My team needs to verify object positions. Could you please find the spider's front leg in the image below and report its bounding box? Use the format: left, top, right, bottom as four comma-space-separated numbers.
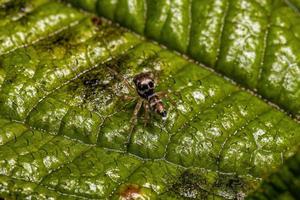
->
121, 95, 137, 101
155, 91, 177, 107
143, 101, 150, 127
155, 91, 168, 98
129, 99, 143, 134
107, 67, 138, 105
107, 67, 136, 93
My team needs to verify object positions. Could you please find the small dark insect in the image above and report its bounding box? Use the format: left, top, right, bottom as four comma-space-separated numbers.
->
108, 68, 168, 132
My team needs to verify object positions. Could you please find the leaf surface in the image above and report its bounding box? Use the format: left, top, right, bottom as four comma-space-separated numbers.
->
0, 0, 299, 199
72, 0, 300, 118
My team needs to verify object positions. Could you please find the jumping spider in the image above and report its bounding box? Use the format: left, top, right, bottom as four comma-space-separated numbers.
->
133, 72, 167, 118
108, 68, 168, 132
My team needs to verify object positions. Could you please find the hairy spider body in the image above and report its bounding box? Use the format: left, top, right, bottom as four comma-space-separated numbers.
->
133, 72, 167, 118
148, 94, 167, 118
107, 67, 168, 133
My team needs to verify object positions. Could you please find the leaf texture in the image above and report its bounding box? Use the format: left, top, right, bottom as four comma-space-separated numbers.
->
247, 149, 300, 199
0, 0, 299, 199
67, 0, 300, 119
289, 0, 300, 10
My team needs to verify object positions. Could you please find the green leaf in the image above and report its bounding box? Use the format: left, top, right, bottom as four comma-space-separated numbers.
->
289, 0, 300, 10
0, 0, 299, 199
247, 149, 300, 200
74, 0, 300, 118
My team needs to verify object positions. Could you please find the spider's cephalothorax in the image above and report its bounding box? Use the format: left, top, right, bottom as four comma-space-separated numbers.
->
133, 72, 155, 99
133, 72, 167, 118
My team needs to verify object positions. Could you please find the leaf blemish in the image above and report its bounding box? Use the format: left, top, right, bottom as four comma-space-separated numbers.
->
91, 16, 102, 26
119, 184, 142, 200
171, 170, 209, 199
169, 170, 250, 199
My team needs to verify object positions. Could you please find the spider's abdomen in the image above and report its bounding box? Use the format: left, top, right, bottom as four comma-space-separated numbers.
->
148, 94, 167, 118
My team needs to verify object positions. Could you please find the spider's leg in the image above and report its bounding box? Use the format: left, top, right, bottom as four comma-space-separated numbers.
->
154, 69, 161, 83
114, 95, 137, 113
155, 91, 168, 98
107, 67, 135, 93
129, 98, 143, 134
149, 69, 161, 85
155, 91, 177, 107
102, 39, 136, 94
122, 95, 136, 101
143, 101, 150, 127
151, 56, 169, 84
102, 37, 135, 91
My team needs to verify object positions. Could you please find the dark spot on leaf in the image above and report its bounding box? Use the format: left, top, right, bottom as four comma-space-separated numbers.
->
64, 67, 118, 112
91, 16, 102, 26
19, 15, 29, 25
83, 78, 100, 87
79, 69, 111, 92
169, 170, 249, 199
102, 25, 126, 38
0, 0, 25, 12
171, 170, 209, 199
215, 173, 245, 192
105, 54, 130, 69
4, 75, 16, 84
52, 32, 70, 45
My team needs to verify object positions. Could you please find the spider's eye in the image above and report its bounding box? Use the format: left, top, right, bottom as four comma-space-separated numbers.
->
141, 84, 148, 90
148, 81, 154, 88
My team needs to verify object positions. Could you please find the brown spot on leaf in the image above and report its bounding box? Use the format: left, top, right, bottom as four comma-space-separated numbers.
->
91, 16, 102, 26
119, 184, 142, 200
